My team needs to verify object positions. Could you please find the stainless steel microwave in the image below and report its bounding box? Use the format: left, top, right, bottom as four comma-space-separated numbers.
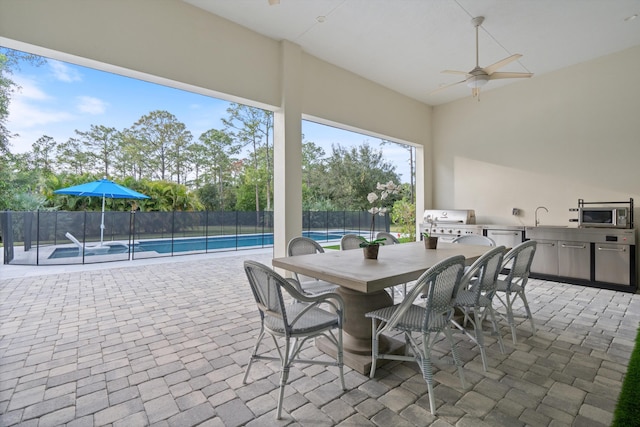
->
578, 207, 629, 228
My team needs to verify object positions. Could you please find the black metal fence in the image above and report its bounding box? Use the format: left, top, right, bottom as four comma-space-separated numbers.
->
0, 210, 389, 266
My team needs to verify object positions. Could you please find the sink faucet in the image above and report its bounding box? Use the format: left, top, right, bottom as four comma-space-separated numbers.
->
535, 206, 549, 227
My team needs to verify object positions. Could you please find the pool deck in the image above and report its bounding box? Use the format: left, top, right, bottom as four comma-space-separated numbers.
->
1, 248, 639, 426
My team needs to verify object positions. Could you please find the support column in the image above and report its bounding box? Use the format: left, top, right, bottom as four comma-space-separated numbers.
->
273, 40, 303, 260
415, 144, 426, 240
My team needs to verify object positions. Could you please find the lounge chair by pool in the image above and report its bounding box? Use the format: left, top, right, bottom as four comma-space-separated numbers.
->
64, 232, 128, 255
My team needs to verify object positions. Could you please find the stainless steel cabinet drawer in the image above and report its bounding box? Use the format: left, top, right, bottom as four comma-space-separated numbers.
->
558, 240, 591, 280
595, 243, 631, 285
530, 239, 558, 276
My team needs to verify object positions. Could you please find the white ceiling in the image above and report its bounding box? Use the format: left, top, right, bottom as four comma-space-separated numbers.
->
183, 0, 640, 106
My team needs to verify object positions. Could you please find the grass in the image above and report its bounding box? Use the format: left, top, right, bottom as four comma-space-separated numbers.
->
612, 326, 640, 426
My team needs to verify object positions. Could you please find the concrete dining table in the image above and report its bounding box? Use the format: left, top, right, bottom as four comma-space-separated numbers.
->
271, 240, 493, 374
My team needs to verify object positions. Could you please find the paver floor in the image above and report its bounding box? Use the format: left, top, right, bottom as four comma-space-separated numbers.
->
1, 251, 639, 426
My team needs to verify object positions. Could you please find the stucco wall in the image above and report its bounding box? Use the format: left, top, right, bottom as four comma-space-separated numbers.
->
432, 45, 640, 227
0, 0, 433, 215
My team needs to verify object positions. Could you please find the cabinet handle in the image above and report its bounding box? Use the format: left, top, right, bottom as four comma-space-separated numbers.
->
597, 246, 626, 252
537, 242, 555, 247
561, 244, 586, 249
490, 231, 519, 235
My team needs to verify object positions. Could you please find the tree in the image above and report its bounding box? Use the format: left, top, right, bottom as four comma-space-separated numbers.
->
75, 125, 119, 177
301, 140, 328, 210
382, 139, 415, 202
56, 137, 89, 175
197, 128, 240, 210
167, 127, 193, 186
320, 143, 401, 210
0, 48, 45, 209
31, 135, 57, 174
130, 110, 191, 181
222, 104, 273, 216
391, 197, 416, 240
116, 129, 149, 180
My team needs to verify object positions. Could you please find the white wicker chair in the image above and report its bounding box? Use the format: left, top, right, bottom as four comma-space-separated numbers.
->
375, 231, 407, 299
287, 237, 339, 295
242, 261, 346, 419
365, 255, 467, 415
340, 233, 363, 250
451, 246, 506, 371
493, 240, 538, 344
376, 231, 400, 245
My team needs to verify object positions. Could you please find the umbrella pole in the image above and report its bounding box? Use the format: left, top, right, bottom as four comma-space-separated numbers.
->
100, 195, 105, 245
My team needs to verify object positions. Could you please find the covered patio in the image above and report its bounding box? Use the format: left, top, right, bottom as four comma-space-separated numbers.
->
1, 251, 638, 426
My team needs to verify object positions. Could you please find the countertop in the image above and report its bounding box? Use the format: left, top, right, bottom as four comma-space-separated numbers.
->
479, 224, 526, 231
526, 226, 636, 244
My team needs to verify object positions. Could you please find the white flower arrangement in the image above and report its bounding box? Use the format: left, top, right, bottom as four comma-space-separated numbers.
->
360, 181, 400, 247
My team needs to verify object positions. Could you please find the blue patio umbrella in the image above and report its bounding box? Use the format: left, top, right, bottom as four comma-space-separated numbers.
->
54, 178, 150, 245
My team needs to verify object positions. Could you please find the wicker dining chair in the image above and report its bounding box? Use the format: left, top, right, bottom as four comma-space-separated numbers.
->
375, 231, 407, 300
493, 240, 538, 344
242, 261, 346, 419
340, 233, 363, 250
376, 231, 400, 245
365, 255, 467, 415
451, 245, 506, 371
287, 236, 339, 295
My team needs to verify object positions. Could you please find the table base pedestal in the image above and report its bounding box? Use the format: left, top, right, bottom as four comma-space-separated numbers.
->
317, 286, 408, 374
316, 335, 405, 375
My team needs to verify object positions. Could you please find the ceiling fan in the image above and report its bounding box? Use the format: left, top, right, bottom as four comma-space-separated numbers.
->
432, 16, 533, 98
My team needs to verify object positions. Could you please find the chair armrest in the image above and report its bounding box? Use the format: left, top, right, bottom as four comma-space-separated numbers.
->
285, 278, 304, 294
280, 279, 345, 321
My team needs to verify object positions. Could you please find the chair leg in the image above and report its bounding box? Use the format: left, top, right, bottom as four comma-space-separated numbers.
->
276, 337, 291, 420
420, 336, 437, 415
370, 319, 379, 378
487, 305, 505, 354
472, 310, 488, 372
519, 291, 536, 335
337, 327, 346, 390
243, 328, 265, 384
505, 292, 518, 345
444, 327, 466, 389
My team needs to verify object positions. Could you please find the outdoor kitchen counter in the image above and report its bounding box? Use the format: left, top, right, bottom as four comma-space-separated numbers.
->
525, 226, 637, 292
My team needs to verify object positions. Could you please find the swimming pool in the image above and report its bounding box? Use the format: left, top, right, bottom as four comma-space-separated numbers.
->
135, 231, 346, 254
49, 231, 349, 259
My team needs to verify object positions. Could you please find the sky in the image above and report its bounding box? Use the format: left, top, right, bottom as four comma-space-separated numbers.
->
4, 47, 412, 182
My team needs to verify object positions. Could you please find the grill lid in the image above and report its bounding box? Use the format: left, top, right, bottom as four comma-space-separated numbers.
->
422, 209, 476, 225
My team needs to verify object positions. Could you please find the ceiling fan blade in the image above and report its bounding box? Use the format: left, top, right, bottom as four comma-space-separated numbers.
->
489, 72, 533, 80
442, 70, 469, 76
484, 54, 523, 75
429, 79, 467, 95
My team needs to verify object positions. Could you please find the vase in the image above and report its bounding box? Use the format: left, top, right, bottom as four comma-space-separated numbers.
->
363, 244, 380, 260
425, 236, 438, 249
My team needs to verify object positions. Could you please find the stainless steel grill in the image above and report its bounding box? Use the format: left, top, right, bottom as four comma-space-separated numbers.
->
420, 209, 483, 243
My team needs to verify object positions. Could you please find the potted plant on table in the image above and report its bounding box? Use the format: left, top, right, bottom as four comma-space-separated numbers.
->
422, 217, 439, 249
359, 181, 400, 259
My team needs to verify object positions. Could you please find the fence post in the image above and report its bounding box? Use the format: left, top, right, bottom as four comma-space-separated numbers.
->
0, 211, 14, 264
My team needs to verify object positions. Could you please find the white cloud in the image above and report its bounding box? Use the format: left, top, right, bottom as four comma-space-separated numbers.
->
6, 78, 76, 153
8, 94, 75, 129
49, 60, 82, 83
12, 76, 50, 101
76, 96, 107, 115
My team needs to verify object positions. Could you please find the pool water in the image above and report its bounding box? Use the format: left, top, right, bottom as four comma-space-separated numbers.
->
49, 231, 347, 259
136, 231, 345, 253
49, 245, 130, 258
